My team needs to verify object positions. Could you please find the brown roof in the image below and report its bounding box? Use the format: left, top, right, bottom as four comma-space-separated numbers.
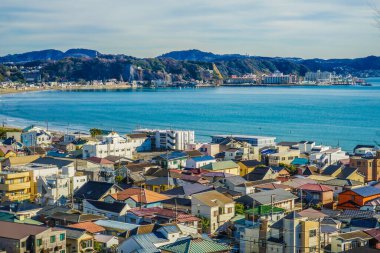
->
0, 221, 49, 240
185, 150, 203, 158
87, 157, 114, 165
192, 190, 234, 207
67, 221, 106, 234
336, 230, 373, 240
5, 155, 40, 165
109, 188, 169, 203
127, 133, 148, 139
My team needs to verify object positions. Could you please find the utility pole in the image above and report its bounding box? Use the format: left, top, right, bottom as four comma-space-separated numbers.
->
271, 194, 275, 221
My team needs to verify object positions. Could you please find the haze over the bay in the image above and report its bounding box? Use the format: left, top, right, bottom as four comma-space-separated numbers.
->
0, 0, 379, 59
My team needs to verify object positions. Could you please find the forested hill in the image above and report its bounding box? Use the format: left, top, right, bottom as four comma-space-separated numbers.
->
1, 49, 379, 82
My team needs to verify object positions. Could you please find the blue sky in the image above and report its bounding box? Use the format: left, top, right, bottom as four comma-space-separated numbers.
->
0, 0, 379, 59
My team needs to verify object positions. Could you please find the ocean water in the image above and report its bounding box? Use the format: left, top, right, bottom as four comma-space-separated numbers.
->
1, 78, 380, 151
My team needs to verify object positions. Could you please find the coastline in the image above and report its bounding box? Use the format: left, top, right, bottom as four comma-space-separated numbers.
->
0, 83, 370, 96
0, 84, 137, 96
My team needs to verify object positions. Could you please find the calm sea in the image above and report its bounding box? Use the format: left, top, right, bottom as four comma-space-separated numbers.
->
1, 77, 380, 151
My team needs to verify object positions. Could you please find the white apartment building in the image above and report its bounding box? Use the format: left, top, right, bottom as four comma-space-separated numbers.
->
309, 148, 349, 166
262, 71, 297, 84
304, 70, 333, 83
134, 128, 195, 150
21, 125, 52, 147
82, 132, 133, 159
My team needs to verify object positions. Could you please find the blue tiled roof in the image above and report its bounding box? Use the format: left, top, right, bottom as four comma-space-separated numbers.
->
261, 149, 276, 155
350, 218, 378, 228
192, 155, 215, 162
291, 158, 309, 165
351, 186, 380, 197
157, 225, 180, 234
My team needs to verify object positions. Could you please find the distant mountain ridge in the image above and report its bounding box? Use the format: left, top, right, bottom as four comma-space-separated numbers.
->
159, 49, 248, 62
0, 49, 99, 63
1, 49, 379, 82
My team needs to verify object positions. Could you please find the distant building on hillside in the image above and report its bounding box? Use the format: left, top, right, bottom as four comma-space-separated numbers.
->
262, 71, 297, 84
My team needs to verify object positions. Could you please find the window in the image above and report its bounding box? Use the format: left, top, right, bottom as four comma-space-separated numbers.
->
213, 210, 218, 217
50, 235, 56, 243
60, 233, 65, 241
36, 239, 42, 246
310, 246, 317, 253
21, 241, 26, 248
309, 229, 317, 237
228, 207, 233, 213
61, 250, 65, 253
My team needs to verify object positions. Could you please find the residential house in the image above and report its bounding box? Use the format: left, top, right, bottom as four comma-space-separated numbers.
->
240, 211, 321, 253
117, 224, 186, 253
0, 221, 66, 253
0, 145, 16, 158
83, 199, 129, 222
222, 175, 255, 195
144, 177, 185, 193
186, 142, 221, 157
21, 125, 52, 147
201, 160, 240, 176
154, 151, 188, 169
103, 187, 169, 208
162, 184, 213, 198
268, 149, 301, 166
309, 148, 349, 166
320, 178, 363, 197
185, 155, 216, 169
298, 183, 334, 205
338, 186, 380, 209
244, 166, 278, 181
67, 221, 106, 234
237, 159, 264, 177
63, 227, 94, 253
331, 230, 372, 252
94, 234, 119, 252
211, 134, 276, 148
353, 145, 378, 156
349, 151, 380, 182
191, 190, 235, 234
73, 181, 122, 209
0, 211, 43, 225
159, 237, 230, 253
94, 219, 139, 236
236, 188, 298, 210
125, 133, 151, 152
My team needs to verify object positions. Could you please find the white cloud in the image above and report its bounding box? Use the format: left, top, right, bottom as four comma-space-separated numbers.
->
0, 0, 379, 58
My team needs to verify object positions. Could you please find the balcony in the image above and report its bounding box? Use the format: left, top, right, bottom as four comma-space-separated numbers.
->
0, 182, 31, 191
2, 193, 31, 202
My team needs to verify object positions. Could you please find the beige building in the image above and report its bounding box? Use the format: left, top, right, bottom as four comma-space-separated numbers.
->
268, 149, 301, 166
191, 190, 235, 234
64, 227, 94, 253
0, 170, 32, 202
0, 221, 66, 253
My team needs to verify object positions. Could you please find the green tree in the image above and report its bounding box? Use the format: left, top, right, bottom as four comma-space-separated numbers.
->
115, 175, 124, 183
90, 128, 102, 137
279, 163, 297, 175
235, 203, 245, 215
94, 242, 103, 253
198, 216, 210, 233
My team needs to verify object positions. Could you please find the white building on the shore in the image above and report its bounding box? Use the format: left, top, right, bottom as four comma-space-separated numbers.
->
134, 128, 195, 151
82, 132, 133, 159
262, 71, 297, 84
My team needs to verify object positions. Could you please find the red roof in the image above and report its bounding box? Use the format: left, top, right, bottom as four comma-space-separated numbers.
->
67, 221, 106, 234
87, 157, 114, 165
298, 183, 333, 192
